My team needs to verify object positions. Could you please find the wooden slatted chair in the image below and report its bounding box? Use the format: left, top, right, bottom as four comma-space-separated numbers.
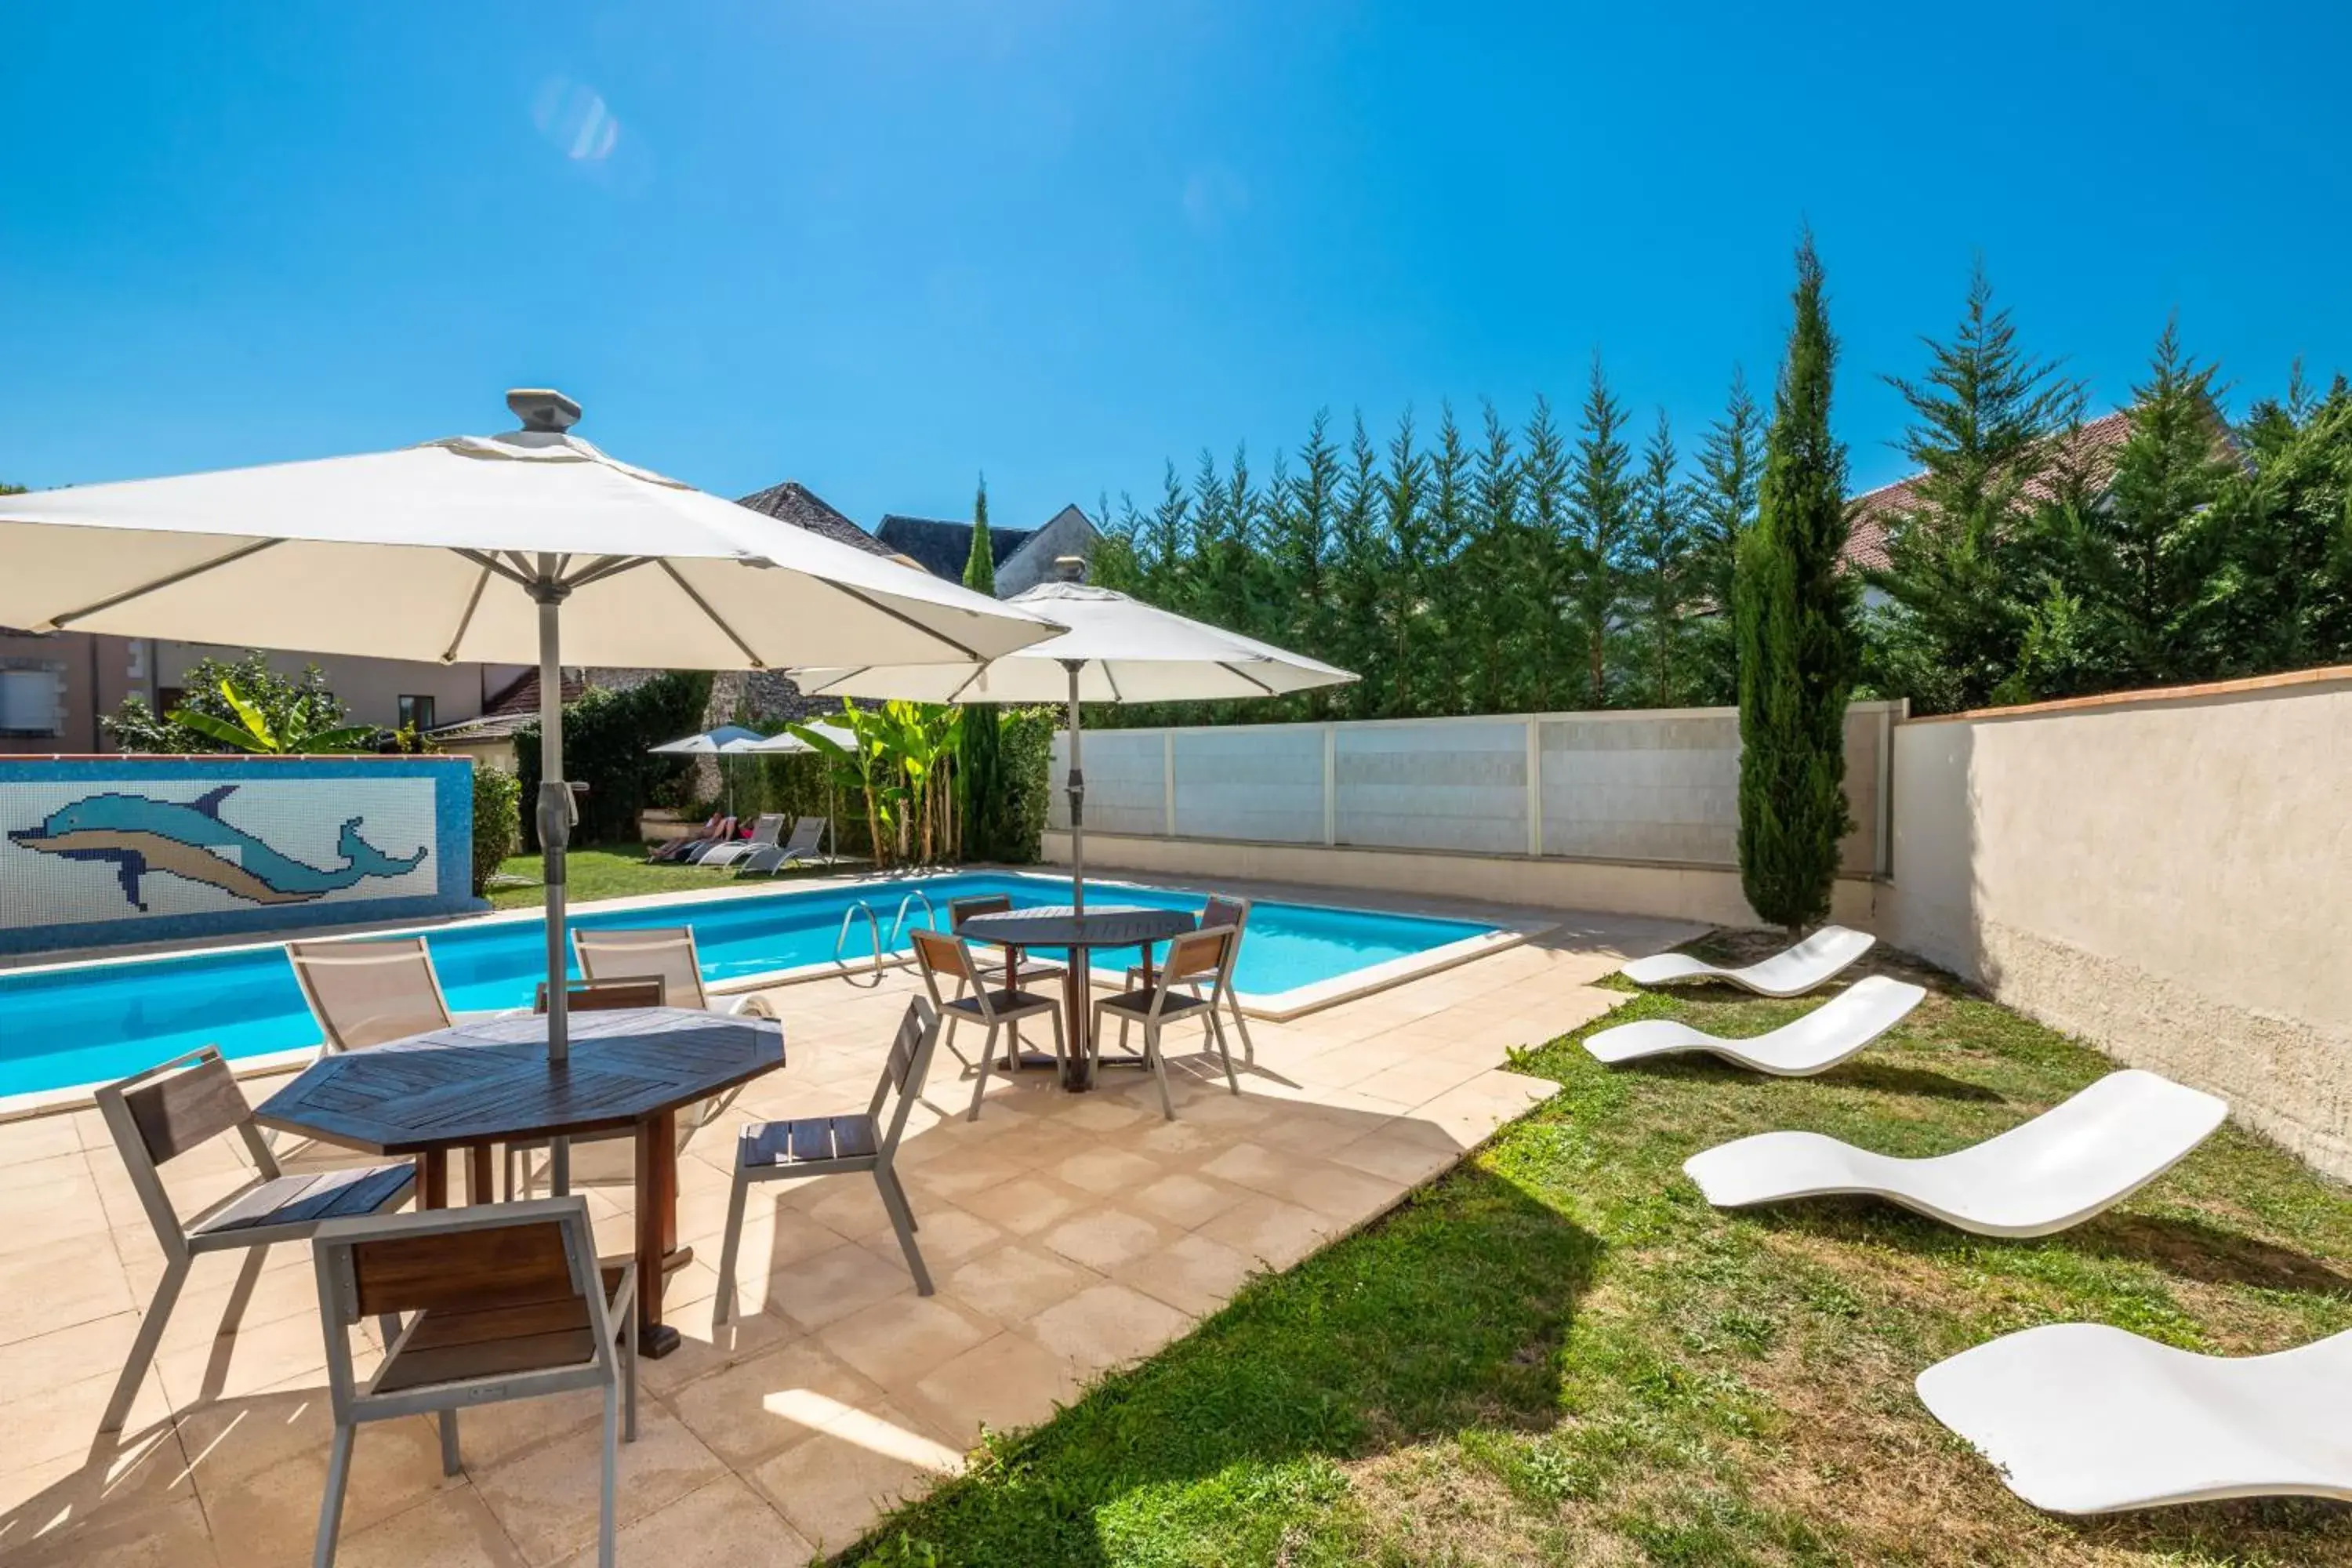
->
1123, 895, 1256, 1064
1094, 926, 1241, 1119
504, 978, 705, 1198
310, 1196, 636, 1567
909, 927, 1065, 1120
93, 1046, 416, 1433
713, 997, 944, 1318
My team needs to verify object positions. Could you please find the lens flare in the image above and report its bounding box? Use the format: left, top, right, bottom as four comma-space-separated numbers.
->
532, 76, 620, 162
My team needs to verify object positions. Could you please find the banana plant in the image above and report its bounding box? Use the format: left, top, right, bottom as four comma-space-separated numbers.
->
170, 677, 378, 755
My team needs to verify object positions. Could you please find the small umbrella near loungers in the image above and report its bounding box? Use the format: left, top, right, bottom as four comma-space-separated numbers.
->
0, 389, 1057, 1188
651, 724, 769, 817
791, 574, 1356, 910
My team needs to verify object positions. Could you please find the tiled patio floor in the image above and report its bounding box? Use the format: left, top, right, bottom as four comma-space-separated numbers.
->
0, 903, 1693, 1566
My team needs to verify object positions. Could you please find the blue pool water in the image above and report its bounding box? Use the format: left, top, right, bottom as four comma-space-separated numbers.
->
0, 873, 1494, 1099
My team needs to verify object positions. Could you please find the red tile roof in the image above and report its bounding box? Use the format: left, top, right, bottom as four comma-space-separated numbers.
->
1842, 410, 2135, 572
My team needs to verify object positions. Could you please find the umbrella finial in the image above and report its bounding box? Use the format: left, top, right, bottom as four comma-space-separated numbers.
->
506, 388, 582, 433
1050, 554, 1087, 583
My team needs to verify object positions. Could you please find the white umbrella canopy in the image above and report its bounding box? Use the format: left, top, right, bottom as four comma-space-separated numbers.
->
793, 579, 1356, 909
0, 390, 1059, 1189
648, 725, 770, 755
735, 720, 854, 754
793, 580, 1356, 703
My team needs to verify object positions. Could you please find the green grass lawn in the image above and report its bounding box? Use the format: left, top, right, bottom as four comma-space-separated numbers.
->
486, 845, 842, 909
843, 938, 2352, 1567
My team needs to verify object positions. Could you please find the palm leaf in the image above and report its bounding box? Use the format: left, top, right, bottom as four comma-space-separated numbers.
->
170, 708, 272, 753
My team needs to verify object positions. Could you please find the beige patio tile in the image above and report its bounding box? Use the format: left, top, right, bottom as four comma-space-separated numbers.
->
335, 1487, 528, 1568
153, 1298, 343, 1410
0, 1311, 143, 1405
766, 1243, 915, 1332
912, 1330, 1085, 1445
1127, 1171, 1253, 1230
815, 1295, 993, 1395
175, 1378, 352, 1490
1048, 1145, 1163, 1196
668, 1337, 888, 1469
0, 1152, 112, 1262
474, 1403, 728, 1567
1279, 1161, 1408, 1227
1038, 1207, 1176, 1274
1025, 1283, 1194, 1380
1, 1362, 176, 1469
895, 1146, 1034, 1201
1125, 1116, 1226, 1161
633, 1290, 800, 1400
938, 1243, 1098, 1326
1329, 1127, 1462, 1186
1351, 1054, 1494, 1105
1055, 1094, 1152, 1134
747, 1407, 960, 1555
192, 1404, 457, 1566
847, 1200, 1002, 1275
1196, 1140, 1317, 1196
0, 1112, 85, 1171
556, 1474, 814, 1568
1196, 1193, 1334, 1271
413, 1384, 608, 1475
688, 1200, 851, 1292
1112, 1232, 1259, 1318
940, 1173, 1092, 1238
0, 1491, 219, 1568
0, 1425, 191, 1545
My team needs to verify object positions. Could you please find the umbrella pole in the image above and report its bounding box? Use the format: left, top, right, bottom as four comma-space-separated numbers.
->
1064, 659, 1085, 915
534, 570, 572, 1197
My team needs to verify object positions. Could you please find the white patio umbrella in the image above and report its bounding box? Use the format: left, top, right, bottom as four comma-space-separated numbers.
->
792, 578, 1356, 910
735, 720, 855, 754
0, 388, 1058, 1186
650, 724, 769, 816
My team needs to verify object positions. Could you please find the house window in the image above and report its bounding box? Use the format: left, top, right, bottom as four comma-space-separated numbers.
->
0, 665, 64, 738
156, 685, 186, 716
397, 695, 437, 732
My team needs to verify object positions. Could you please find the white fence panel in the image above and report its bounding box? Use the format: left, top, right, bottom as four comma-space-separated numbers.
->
1334, 720, 1528, 855
1174, 725, 1324, 843
1539, 711, 1741, 864
1049, 729, 1164, 835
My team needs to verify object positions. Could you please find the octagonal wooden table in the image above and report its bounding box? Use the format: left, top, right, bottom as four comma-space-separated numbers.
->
253, 1005, 785, 1357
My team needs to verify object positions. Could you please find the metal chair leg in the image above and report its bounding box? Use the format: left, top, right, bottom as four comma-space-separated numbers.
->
102, 1253, 189, 1433
966, 1023, 1000, 1120
1145, 1022, 1176, 1120
438, 1408, 462, 1475
1208, 1011, 1240, 1094
313, 1423, 355, 1567
598, 1385, 620, 1568
1227, 990, 1256, 1063
873, 1167, 933, 1294
712, 1168, 751, 1326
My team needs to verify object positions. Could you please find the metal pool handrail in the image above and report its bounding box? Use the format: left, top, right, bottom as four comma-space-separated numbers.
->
834, 901, 883, 976
888, 890, 937, 945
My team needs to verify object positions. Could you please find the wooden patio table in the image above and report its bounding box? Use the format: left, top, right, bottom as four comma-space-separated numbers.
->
252, 1005, 784, 1358
955, 904, 1196, 1090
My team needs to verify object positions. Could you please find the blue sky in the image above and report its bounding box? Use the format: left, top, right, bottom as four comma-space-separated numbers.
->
5, 2, 2348, 530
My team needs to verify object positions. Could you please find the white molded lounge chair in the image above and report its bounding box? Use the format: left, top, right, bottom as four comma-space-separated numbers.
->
1682, 1069, 2227, 1237
1916, 1322, 2352, 1513
1622, 925, 1875, 998
1585, 975, 1926, 1075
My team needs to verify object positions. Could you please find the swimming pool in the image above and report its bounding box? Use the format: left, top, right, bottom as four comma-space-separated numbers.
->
0, 872, 1501, 1101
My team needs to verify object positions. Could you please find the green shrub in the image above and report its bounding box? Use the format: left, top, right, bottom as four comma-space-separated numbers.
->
470, 763, 523, 895
992, 706, 1058, 864
515, 672, 713, 848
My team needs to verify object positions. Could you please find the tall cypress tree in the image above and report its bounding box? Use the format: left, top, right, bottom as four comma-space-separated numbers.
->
1736, 236, 1859, 934
1567, 355, 1635, 706
1520, 395, 1573, 710
1378, 409, 1432, 717
1465, 400, 1525, 713
957, 475, 1004, 858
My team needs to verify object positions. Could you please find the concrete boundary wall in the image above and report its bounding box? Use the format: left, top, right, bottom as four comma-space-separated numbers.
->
1875, 667, 2352, 1177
